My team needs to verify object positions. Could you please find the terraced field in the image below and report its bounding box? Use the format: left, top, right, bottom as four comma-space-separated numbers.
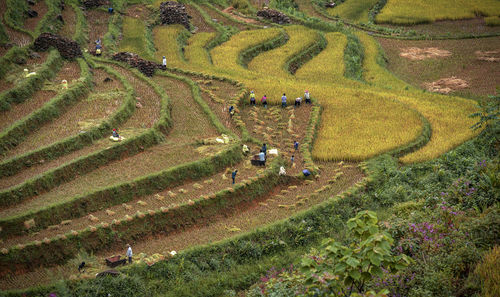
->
0, 0, 497, 295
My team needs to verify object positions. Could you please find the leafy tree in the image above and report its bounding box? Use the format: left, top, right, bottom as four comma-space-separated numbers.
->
299, 211, 411, 297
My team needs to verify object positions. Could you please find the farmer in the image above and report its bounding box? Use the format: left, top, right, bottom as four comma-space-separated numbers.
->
95, 42, 102, 56
294, 96, 301, 107
281, 93, 287, 108
259, 151, 266, 166
228, 105, 235, 117
261, 94, 268, 108
162, 56, 167, 67
78, 261, 85, 273
294, 140, 299, 151
250, 91, 256, 105
261, 143, 267, 156
304, 90, 311, 104
112, 129, 120, 138
291, 154, 295, 164
126, 244, 133, 264
61, 79, 68, 89
232, 169, 238, 184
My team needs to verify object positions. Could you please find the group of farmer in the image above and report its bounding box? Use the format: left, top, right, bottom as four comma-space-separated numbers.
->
249, 90, 311, 108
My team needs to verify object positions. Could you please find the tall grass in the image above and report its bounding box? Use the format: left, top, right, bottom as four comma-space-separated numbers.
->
376, 0, 500, 24
326, 0, 379, 24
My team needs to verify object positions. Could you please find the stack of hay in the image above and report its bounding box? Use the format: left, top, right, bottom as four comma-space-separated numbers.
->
257, 8, 291, 24
159, 1, 191, 29
33, 33, 82, 59
112, 52, 165, 77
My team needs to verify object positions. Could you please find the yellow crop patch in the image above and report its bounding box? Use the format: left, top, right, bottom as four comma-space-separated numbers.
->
153, 24, 187, 68
376, 0, 500, 24
295, 32, 347, 83
248, 26, 318, 78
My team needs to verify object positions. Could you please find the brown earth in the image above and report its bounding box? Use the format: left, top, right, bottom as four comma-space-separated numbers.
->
23, 0, 48, 32
186, 4, 216, 33
58, 3, 76, 39
200, 4, 253, 31
376, 36, 500, 97
85, 9, 110, 51
0, 0, 32, 46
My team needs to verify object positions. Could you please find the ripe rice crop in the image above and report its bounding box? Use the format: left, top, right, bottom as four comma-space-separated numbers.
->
295, 32, 347, 83
248, 26, 319, 78
327, 0, 378, 24
153, 24, 188, 68
311, 89, 423, 161
210, 27, 282, 78
185, 32, 217, 68
356, 31, 480, 163
376, 0, 500, 25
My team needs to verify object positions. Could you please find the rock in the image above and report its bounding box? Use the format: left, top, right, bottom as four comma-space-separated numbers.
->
27, 0, 36, 6
33, 33, 82, 59
257, 8, 290, 24
136, 102, 143, 108
27, 9, 38, 18
159, 1, 191, 30
325, 2, 336, 8
56, 14, 64, 23
103, 77, 113, 82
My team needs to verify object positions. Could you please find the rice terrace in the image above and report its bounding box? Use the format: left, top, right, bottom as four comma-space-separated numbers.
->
0, 0, 498, 296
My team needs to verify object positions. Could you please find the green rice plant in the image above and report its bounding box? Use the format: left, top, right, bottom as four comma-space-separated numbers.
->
295, 32, 347, 83
376, 0, 500, 25
119, 17, 153, 60
326, 0, 379, 24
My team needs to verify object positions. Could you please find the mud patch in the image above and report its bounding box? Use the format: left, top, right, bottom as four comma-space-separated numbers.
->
475, 50, 500, 62
423, 77, 468, 94
399, 47, 452, 60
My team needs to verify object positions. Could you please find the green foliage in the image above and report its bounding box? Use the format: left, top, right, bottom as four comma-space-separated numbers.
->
72, 274, 148, 297
0, 21, 8, 44
0, 46, 28, 79
343, 31, 364, 81
0, 49, 63, 113
36, 0, 64, 36
470, 89, 500, 131
298, 211, 410, 296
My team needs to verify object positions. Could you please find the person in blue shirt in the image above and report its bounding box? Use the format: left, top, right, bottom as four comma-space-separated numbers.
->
281, 93, 287, 108
261, 143, 267, 156
259, 151, 266, 166
231, 169, 238, 184
228, 105, 235, 117
294, 140, 299, 151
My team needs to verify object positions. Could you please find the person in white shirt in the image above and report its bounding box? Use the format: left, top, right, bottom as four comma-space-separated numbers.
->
126, 244, 133, 264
